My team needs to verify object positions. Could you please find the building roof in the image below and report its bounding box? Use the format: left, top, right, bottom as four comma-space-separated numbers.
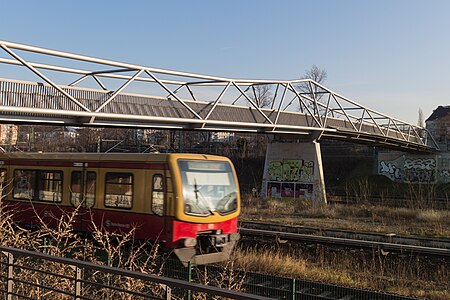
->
425, 106, 450, 122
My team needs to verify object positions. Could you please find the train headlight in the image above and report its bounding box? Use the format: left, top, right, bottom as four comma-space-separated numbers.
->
182, 238, 197, 248
216, 229, 222, 235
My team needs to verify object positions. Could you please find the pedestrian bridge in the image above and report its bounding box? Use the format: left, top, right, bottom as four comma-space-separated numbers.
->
0, 41, 439, 152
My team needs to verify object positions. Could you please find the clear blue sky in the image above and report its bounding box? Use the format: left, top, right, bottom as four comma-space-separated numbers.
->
1, 0, 449, 124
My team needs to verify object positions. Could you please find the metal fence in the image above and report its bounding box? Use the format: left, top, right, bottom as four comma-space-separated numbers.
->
0, 246, 270, 300
0, 245, 420, 300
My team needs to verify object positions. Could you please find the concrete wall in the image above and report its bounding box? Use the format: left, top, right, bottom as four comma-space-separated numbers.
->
261, 141, 326, 205
378, 151, 450, 183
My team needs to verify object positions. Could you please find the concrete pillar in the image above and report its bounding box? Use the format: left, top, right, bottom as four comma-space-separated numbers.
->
261, 141, 327, 206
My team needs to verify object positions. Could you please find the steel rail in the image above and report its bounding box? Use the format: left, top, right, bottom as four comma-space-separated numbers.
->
0, 57, 187, 86
239, 226, 450, 258
240, 221, 450, 249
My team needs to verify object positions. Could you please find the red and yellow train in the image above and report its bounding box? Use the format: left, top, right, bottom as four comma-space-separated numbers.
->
0, 152, 240, 265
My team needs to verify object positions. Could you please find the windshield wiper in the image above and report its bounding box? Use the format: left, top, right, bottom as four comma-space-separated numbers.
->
193, 179, 215, 215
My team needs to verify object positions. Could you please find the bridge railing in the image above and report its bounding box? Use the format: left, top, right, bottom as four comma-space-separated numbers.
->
0, 40, 439, 151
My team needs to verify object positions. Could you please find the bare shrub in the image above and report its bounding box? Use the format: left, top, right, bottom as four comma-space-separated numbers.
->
192, 258, 247, 300
416, 209, 443, 223
0, 198, 169, 299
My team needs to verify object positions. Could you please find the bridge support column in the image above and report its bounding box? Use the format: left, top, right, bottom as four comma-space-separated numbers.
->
261, 141, 327, 206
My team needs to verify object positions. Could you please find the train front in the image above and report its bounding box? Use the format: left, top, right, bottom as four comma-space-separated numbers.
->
168, 154, 240, 266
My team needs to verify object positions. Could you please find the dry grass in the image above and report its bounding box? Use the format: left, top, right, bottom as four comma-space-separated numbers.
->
242, 196, 450, 237
234, 246, 450, 300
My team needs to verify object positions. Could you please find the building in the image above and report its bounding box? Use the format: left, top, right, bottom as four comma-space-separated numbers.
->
426, 106, 450, 151
211, 131, 234, 142
0, 124, 18, 145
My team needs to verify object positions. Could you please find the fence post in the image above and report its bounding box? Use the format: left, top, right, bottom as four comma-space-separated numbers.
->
2, 251, 14, 300
164, 285, 172, 300
291, 278, 296, 300
75, 266, 82, 299
187, 261, 192, 300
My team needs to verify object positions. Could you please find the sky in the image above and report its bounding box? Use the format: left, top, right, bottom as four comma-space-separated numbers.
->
1, 0, 449, 124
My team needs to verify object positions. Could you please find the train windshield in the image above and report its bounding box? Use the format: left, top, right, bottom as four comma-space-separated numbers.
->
178, 160, 238, 216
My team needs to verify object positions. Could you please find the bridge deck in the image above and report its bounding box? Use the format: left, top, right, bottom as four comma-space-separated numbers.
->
0, 79, 430, 152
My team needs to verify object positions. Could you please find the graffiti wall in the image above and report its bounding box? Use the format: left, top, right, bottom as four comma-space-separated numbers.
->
378, 152, 450, 183
262, 142, 326, 204
267, 159, 314, 199
268, 160, 314, 182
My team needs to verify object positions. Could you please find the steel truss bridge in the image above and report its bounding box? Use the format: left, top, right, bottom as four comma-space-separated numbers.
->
0, 41, 439, 152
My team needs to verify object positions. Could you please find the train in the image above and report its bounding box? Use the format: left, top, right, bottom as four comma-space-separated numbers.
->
0, 152, 241, 265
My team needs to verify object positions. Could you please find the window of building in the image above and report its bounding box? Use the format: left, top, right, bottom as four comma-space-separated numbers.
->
104, 172, 133, 209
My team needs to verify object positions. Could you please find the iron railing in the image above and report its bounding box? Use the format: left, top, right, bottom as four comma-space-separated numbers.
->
0, 245, 422, 300
0, 245, 269, 300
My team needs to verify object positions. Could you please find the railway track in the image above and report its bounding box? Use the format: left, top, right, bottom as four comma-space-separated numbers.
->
239, 221, 450, 258
326, 194, 449, 210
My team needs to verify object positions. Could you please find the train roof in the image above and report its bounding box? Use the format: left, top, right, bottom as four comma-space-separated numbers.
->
0, 152, 229, 163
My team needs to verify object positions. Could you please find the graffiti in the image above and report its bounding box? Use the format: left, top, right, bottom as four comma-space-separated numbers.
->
379, 161, 402, 180
268, 159, 314, 182
267, 159, 315, 199
403, 158, 436, 183
404, 158, 436, 170
266, 181, 313, 199
440, 169, 450, 178
379, 156, 437, 183
404, 169, 435, 182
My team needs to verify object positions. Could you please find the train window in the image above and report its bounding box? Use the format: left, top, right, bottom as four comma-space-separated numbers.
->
85, 172, 96, 208
71, 171, 96, 208
37, 171, 63, 202
13, 169, 63, 202
71, 171, 82, 206
152, 174, 164, 216
13, 170, 36, 199
0, 168, 7, 196
104, 172, 133, 209
178, 160, 238, 216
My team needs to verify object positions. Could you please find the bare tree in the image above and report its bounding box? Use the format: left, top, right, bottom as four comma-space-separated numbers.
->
296, 65, 328, 112
303, 65, 327, 84
246, 84, 272, 108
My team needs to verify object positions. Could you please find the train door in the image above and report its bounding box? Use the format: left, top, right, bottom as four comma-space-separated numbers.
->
70, 163, 97, 232
150, 171, 166, 240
